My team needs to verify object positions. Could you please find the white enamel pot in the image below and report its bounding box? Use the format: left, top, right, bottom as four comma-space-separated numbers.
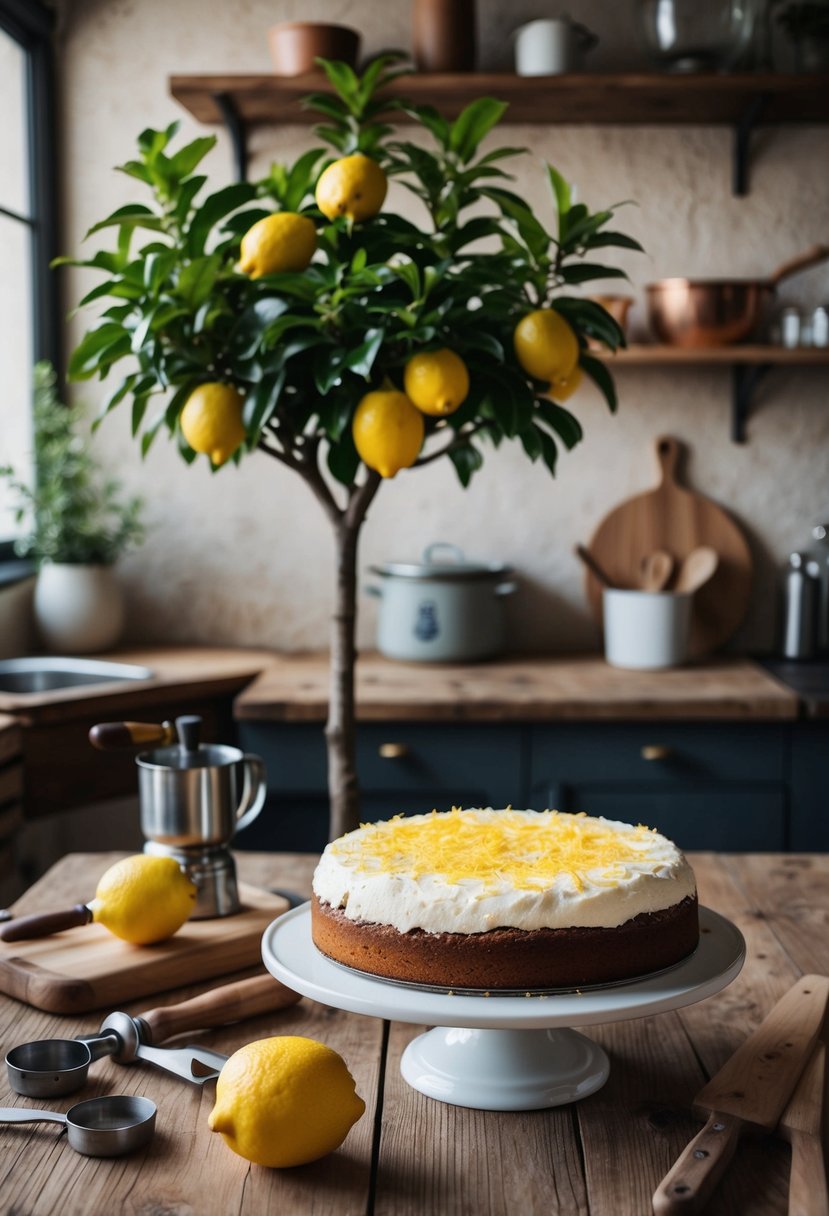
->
366, 543, 517, 663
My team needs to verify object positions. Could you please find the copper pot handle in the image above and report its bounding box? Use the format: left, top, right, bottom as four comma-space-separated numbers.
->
767, 244, 829, 288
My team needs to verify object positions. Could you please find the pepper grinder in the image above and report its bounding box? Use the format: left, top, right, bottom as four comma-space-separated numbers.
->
781, 552, 820, 659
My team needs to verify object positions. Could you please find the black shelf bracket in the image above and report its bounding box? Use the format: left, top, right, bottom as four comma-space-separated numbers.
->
733, 92, 770, 196
213, 91, 248, 182
731, 362, 771, 442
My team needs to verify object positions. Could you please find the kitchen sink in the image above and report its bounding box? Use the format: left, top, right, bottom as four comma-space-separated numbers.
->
0, 657, 154, 694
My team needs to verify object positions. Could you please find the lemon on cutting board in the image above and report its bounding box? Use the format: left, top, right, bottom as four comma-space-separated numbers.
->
90, 854, 197, 945
208, 1036, 366, 1168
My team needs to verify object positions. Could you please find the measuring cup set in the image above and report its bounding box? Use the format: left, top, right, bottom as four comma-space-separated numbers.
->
1, 973, 299, 1157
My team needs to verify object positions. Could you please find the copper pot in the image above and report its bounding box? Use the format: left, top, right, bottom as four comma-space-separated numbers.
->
267, 22, 360, 76
646, 244, 829, 347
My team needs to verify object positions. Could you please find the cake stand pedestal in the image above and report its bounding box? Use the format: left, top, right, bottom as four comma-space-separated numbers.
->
262, 905, 744, 1112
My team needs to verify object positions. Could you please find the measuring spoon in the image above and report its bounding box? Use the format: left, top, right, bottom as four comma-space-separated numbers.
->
6, 972, 299, 1097
0, 1094, 156, 1157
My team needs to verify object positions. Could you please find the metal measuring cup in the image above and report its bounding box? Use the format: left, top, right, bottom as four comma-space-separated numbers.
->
0, 1094, 156, 1157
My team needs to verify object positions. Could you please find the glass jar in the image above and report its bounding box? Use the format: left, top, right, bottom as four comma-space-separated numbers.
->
638, 0, 757, 71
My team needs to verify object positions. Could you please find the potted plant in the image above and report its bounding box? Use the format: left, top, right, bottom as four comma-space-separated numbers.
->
775, 0, 829, 68
61, 56, 640, 838
1, 362, 144, 653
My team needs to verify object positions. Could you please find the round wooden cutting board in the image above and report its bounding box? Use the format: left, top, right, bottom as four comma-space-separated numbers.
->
585, 435, 753, 657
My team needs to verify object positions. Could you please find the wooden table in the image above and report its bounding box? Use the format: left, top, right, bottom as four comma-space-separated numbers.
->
1, 851, 826, 1215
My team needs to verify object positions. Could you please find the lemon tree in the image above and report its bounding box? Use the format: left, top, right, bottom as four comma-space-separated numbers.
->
208, 1036, 365, 1168
62, 55, 641, 840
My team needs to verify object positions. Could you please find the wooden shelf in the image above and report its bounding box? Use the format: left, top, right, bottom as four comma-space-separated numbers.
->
612, 344, 829, 365
170, 71, 829, 128
168, 70, 829, 192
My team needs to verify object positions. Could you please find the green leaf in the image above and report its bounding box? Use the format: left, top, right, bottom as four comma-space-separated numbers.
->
401, 103, 451, 147
580, 352, 618, 413
314, 348, 346, 395
553, 297, 625, 351
169, 136, 216, 179
547, 165, 572, 227
449, 99, 508, 163
68, 323, 129, 379
176, 254, 222, 307
137, 123, 178, 157
243, 372, 285, 436
581, 231, 645, 253
344, 328, 384, 378
319, 59, 361, 114
284, 148, 326, 211
559, 264, 629, 286
187, 182, 258, 257
391, 259, 421, 300
93, 373, 136, 428
448, 443, 484, 487
318, 392, 355, 442
131, 392, 150, 436
538, 429, 558, 475
536, 399, 583, 449
482, 188, 550, 263
85, 205, 163, 239
327, 430, 360, 486
519, 425, 542, 461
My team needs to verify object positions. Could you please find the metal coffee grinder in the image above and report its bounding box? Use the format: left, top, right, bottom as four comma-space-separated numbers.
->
89, 715, 266, 918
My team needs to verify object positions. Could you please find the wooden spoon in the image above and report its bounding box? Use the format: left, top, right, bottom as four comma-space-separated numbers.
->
574, 544, 615, 588
640, 549, 674, 592
778, 1041, 828, 1216
673, 546, 719, 594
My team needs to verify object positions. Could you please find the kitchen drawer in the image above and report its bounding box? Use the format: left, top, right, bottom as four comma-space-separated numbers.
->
548, 783, 787, 851
530, 722, 786, 791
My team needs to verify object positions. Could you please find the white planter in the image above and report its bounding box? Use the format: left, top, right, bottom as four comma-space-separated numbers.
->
34, 563, 125, 654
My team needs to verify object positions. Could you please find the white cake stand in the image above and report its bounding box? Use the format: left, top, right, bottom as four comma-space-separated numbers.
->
262, 904, 744, 1112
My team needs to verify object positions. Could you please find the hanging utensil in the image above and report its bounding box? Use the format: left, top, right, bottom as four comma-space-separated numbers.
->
652, 974, 829, 1214
5, 972, 300, 1097
0, 1095, 156, 1157
574, 544, 616, 588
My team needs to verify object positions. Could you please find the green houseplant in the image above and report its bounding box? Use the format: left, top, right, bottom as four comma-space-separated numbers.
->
62, 57, 640, 837
1, 362, 144, 651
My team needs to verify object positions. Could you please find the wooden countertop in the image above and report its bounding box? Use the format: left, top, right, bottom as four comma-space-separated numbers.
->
1, 850, 824, 1214
234, 652, 799, 722
0, 647, 273, 725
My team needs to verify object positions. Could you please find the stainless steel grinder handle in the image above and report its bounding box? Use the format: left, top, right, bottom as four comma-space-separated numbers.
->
235, 754, 266, 833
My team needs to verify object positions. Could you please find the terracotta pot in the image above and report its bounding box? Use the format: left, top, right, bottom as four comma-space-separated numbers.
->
412, 0, 477, 72
267, 22, 361, 77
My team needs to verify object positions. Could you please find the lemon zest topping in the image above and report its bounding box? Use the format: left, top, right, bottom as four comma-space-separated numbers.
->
332, 809, 659, 892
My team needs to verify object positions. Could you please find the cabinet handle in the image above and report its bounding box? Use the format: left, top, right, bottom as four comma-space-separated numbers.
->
641, 745, 673, 762
379, 742, 409, 760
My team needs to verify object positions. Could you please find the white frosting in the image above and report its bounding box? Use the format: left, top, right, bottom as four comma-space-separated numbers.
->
312, 808, 696, 934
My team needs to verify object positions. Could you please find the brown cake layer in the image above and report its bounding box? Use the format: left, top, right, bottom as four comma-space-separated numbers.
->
311, 893, 700, 989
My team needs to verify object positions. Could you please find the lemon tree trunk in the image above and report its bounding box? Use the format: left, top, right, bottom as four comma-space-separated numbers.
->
325, 473, 381, 841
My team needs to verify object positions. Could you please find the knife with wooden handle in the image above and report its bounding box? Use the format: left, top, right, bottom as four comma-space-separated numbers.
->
653, 974, 829, 1215
779, 1040, 828, 1216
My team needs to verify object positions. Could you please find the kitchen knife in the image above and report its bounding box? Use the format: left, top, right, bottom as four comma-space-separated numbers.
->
779, 1040, 828, 1216
652, 974, 829, 1215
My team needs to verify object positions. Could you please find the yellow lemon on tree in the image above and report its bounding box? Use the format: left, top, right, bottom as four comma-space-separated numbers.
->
315, 154, 387, 223
549, 363, 583, 402
208, 1036, 366, 1168
90, 854, 197, 945
514, 308, 579, 387
180, 382, 246, 466
404, 348, 470, 416
239, 212, 317, 278
352, 388, 424, 479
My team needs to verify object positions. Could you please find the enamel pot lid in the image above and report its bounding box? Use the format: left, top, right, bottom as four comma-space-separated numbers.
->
370, 542, 512, 582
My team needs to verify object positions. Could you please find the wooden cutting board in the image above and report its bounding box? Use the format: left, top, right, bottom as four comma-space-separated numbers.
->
585, 435, 753, 657
0, 879, 289, 1014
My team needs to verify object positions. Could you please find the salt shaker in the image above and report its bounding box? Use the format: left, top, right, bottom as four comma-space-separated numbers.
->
782, 551, 820, 659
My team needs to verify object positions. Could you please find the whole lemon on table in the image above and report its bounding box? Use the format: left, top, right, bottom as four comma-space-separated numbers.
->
514, 308, 579, 387
180, 382, 246, 466
208, 1036, 366, 1168
404, 348, 470, 416
352, 388, 424, 478
91, 855, 197, 945
239, 212, 317, 277
315, 154, 387, 223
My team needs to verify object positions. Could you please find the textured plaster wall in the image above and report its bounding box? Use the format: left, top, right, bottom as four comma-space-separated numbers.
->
54, 0, 829, 656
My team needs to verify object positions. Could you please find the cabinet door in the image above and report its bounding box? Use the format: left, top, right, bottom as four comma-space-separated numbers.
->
790, 721, 829, 851
236, 721, 525, 852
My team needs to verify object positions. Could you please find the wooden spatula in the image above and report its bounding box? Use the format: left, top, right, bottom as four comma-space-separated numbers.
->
779, 1040, 828, 1216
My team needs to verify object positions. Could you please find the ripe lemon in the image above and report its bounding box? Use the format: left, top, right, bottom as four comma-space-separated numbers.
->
514, 308, 580, 386
90, 855, 197, 945
549, 363, 583, 402
180, 382, 246, 466
208, 1036, 366, 1168
404, 349, 470, 416
315, 154, 387, 223
352, 388, 424, 478
239, 212, 317, 278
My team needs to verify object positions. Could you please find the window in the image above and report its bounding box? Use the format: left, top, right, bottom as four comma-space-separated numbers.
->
0, 0, 58, 558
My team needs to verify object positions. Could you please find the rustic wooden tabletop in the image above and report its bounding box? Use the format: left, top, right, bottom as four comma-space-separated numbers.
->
0, 850, 825, 1215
